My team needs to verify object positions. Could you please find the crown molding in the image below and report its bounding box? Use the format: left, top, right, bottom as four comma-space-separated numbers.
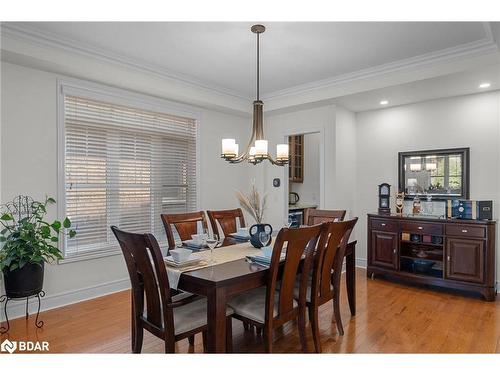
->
262, 31, 499, 101
1, 23, 253, 102
2, 22, 498, 113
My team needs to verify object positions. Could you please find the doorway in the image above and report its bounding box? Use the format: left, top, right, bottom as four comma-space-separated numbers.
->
285, 131, 323, 227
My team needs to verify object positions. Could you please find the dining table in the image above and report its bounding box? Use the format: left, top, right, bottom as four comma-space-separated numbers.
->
175, 237, 357, 353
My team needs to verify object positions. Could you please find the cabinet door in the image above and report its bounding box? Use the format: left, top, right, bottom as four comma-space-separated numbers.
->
445, 238, 485, 284
371, 231, 398, 269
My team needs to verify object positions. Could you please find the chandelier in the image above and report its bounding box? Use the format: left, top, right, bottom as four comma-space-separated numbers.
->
221, 24, 289, 166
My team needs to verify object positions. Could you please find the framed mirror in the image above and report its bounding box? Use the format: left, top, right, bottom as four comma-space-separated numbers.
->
398, 148, 469, 200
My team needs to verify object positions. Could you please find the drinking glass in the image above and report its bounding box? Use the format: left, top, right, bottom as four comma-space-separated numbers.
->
259, 231, 270, 247
206, 234, 219, 264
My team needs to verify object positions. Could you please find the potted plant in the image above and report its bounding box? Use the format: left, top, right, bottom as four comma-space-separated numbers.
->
0, 196, 75, 298
236, 183, 272, 248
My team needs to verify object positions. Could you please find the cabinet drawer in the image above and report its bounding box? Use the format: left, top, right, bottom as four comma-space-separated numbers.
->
446, 224, 486, 238
400, 221, 443, 235
371, 219, 398, 232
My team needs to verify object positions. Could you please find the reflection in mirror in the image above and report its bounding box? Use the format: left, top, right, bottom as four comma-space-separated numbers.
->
399, 148, 469, 200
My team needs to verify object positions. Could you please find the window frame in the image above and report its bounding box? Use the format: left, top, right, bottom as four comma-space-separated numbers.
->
57, 78, 201, 263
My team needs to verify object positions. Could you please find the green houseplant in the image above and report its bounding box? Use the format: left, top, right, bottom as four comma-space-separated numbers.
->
0, 196, 75, 298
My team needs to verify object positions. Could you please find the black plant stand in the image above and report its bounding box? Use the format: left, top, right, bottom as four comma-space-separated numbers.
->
0, 290, 45, 334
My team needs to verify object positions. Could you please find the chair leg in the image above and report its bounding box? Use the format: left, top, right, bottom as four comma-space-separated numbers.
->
333, 296, 344, 336
188, 335, 195, 346
202, 330, 208, 353
164, 338, 176, 353
132, 319, 143, 353
256, 326, 262, 336
309, 305, 321, 353
226, 317, 233, 353
298, 307, 309, 353
263, 327, 273, 353
243, 322, 251, 331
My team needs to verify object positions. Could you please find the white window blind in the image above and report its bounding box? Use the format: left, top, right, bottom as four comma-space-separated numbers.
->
64, 95, 197, 258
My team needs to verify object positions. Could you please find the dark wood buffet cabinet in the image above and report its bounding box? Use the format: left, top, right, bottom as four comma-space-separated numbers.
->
367, 213, 497, 301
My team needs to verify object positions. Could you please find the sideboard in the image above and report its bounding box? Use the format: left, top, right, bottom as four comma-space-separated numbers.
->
367, 213, 497, 301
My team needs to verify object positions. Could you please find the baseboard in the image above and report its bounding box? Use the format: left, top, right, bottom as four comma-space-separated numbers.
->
0, 277, 130, 323
355, 257, 367, 268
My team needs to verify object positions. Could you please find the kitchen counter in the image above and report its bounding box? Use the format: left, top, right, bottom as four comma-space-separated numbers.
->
289, 203, 318, 211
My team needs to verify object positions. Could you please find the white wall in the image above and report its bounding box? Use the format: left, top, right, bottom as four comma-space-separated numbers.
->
289, 132, 321, 206
0, 62, 256, 319
355, 92, 500, 279
263, 104, 357, 230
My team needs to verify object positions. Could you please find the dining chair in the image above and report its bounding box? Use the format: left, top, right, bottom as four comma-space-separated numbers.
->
207, 208, 246, 238
295, 218, 358, 352
110, 226, 233, 353
227, 224, 324, 353
161, 211, 209, 250
304, 208, 346, 225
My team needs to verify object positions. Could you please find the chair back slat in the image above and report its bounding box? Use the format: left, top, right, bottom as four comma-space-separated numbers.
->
266, 225, 323, 324
207, 208, 246, 237
111, 226, 173, 331
161, 211, 209, 250
312, 218, 358, 302
304, 208, 346, 225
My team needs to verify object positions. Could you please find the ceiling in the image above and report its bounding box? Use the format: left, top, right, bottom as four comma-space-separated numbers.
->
335, 63, 500, 112
6, 22, 495, 99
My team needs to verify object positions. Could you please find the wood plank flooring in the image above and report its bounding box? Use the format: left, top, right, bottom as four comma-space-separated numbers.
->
1, 268, 499, 353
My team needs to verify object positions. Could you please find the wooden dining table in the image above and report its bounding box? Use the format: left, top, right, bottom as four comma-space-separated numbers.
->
177, 238, 357, 353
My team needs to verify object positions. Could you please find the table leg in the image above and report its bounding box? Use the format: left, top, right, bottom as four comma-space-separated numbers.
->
346, 243, 356, 316
206, 287, 227, 353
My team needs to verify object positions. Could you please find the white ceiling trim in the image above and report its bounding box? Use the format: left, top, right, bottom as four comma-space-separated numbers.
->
262, 23, 499, 101
2, 22, 499, 113
1, 23, 252, 101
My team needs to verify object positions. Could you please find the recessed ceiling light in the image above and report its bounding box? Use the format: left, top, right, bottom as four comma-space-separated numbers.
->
479, 83, 491, 89
380, 100, 389, 105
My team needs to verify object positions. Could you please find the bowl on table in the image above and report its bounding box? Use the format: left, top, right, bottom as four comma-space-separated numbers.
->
236, 227, 249, 237
191, 233, 208, 245
260, 245, 273, 259
170, 248, 193, 263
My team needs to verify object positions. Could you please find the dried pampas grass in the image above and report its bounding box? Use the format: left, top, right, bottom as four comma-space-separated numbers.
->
236, 183, 267, 224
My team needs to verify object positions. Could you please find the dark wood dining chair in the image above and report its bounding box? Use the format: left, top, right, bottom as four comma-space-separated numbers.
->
304, 208, 346, 225
295, 218, 358, 352
110, 226, 233, 353
206, 208, 246, 238
161, 211, 209, 250
227, 224, 324, 353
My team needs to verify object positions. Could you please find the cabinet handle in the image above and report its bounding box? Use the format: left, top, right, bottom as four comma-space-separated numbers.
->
461, 229, 468, 233
381, 223, 386, 226
447, 255, 451, 261
393, 249, 397, 254
418, 226, 423, 230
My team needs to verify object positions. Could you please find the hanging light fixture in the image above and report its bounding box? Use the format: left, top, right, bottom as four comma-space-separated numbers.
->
221, 24, 289, 166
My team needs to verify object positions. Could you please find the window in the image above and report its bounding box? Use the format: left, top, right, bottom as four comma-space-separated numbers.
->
62, 93, 197, 259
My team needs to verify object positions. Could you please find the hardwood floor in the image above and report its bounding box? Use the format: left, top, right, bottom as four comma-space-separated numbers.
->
1, 268, 499, 353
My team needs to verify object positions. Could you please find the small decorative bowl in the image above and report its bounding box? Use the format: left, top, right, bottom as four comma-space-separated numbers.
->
413, 259, 435, 273
170, 248, 192, 263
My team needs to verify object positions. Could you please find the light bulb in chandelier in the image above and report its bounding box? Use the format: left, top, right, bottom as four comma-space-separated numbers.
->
255, 140, 268, 158
276, 144, 289, 162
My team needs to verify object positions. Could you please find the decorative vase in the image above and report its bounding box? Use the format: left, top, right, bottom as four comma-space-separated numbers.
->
249, 223, 273, 249
3, 262, 44, 298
